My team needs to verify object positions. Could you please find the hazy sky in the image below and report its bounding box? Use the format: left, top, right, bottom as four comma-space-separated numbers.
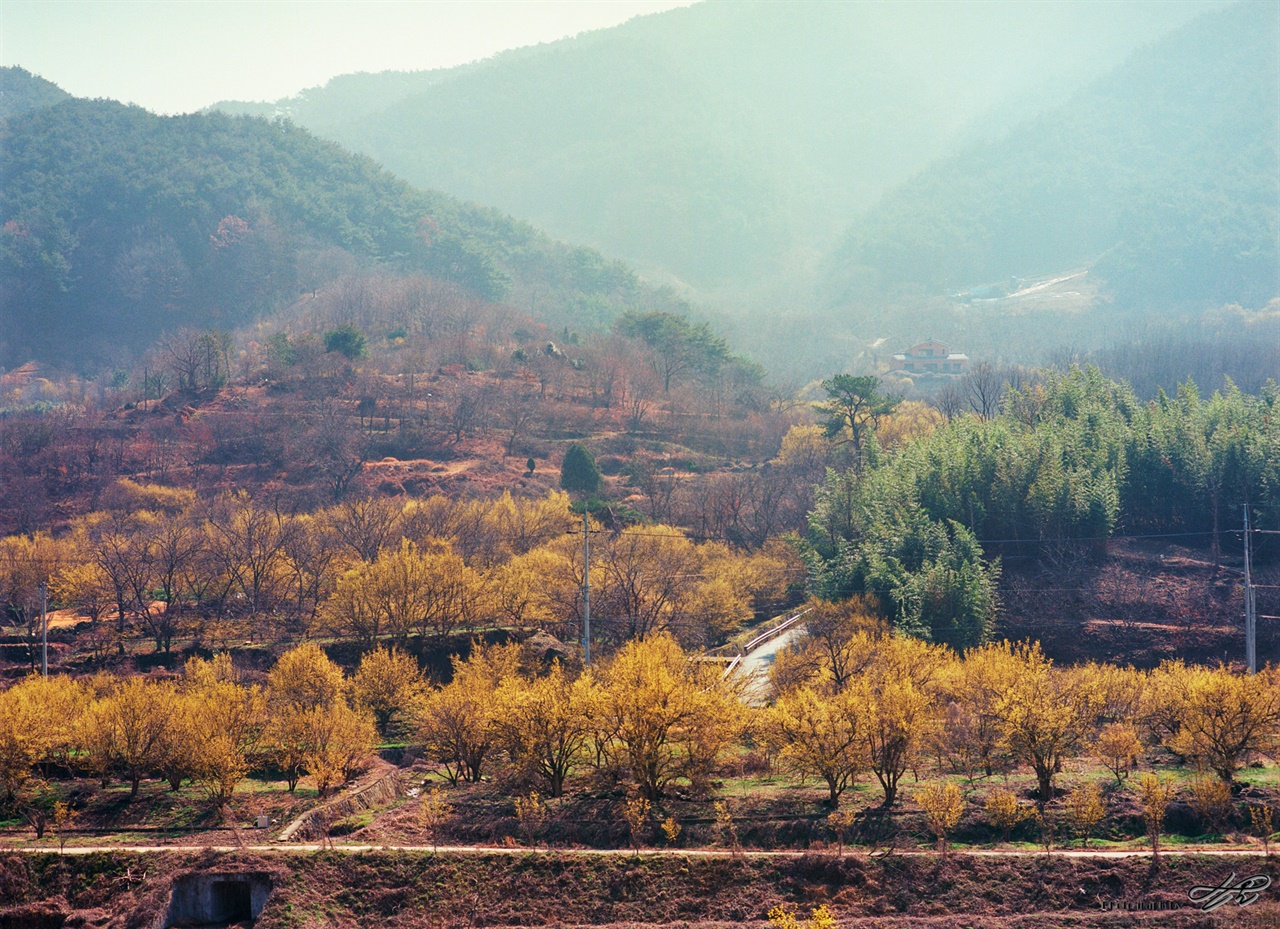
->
1, 0, 695, 114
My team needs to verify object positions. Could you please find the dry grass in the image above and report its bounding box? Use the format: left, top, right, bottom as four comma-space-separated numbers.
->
4, 850, 1278, 927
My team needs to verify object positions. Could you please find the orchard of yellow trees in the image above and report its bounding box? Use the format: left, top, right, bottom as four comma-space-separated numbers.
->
0, 486, 797, 659
2, 486, 1280, 850
2, 619, 1280, 850
0, 645, 377, 834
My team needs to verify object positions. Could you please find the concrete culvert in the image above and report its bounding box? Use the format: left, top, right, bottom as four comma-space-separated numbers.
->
164, 872, 272, 927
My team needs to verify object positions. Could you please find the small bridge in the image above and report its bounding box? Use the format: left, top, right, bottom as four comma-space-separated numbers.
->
704, 607, 811, 705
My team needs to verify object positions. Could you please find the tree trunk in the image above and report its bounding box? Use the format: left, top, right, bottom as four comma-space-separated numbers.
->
1035, 759, 1054, 807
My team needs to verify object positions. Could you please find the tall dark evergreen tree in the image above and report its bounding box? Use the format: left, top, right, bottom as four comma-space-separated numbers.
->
560, 443, 601, 496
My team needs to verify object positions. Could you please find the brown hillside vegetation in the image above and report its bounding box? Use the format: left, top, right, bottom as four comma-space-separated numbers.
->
0, 318, 806, 544
2, 850, 1278, 927
999, 539, 1256, 668
4, 361, 1273, 673
2, 347, 1279, 929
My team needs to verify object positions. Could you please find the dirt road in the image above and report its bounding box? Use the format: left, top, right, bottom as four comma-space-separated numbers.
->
5, 841, 1272, 859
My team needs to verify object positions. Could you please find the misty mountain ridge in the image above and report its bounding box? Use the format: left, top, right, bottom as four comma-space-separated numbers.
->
698, 2, 1278, 378
0, 87, 688, 370
3, 1, 1275, 385
213, 0, 1217, 292
817, 0, 1278, 358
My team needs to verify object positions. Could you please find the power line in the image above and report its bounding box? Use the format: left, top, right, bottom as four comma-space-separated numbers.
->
965, 530, 1219, 545
557, 527, 1233, 546
1, 522, 1271, 556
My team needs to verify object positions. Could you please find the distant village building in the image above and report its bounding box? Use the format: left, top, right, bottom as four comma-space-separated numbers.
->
890, 340, 969, 375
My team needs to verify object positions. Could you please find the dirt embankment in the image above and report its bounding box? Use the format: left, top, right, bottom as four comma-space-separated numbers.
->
3, 850, 1278, 928
998, 539, 1276, 668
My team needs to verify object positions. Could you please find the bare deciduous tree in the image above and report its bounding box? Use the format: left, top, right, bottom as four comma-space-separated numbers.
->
935, 379, 967, 420
963, 362, 1006, 420
442, 381, 489, 444
305, 401, 370, 501
622, 368, 660, 434
324, 495, 404, 561
497, 383, 540, 456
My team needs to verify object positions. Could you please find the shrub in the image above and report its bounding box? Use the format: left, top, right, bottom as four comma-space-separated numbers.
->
1188, 776, 1233, 834
1064, 782, 1107, 847
916, 782, 964, 854
985, 787, 1033, 843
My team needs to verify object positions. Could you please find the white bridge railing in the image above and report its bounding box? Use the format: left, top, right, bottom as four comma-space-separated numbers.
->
722, 607, 811, 679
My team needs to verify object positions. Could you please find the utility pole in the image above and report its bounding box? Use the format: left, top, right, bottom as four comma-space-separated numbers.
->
1244, 505, 1258, 674
39, 581, 48, 679
582, 508, 591, 667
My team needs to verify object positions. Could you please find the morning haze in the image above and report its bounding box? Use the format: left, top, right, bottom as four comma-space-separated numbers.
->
2, 4, 1280, 925
0, 0, 694, 114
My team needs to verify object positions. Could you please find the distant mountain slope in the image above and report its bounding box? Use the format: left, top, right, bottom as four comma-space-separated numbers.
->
0, 96, 681, 368
214, 1, 1212, 290
0, 67, 71, 120
209, 66, 485, 132
827, 1, 1280, 312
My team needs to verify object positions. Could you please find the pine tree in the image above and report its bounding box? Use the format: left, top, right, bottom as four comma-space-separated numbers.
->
560, 443, 600, 496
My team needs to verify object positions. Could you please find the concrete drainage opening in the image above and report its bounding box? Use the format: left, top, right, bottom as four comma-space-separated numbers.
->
165, 872, 272, 927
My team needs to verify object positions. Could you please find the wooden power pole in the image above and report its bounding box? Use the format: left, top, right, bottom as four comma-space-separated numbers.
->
582, 508, 591, 667
1245, 505, 1258, 674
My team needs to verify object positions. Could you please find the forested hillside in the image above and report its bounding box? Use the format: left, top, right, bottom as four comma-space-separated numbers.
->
805, 368, 1280, 651
828, 1, 1279, 311
213, 1, 1208, 290
0, 92, 685, 370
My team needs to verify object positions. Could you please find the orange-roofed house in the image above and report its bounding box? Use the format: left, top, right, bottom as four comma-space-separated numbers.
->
890, 340, 969, 375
